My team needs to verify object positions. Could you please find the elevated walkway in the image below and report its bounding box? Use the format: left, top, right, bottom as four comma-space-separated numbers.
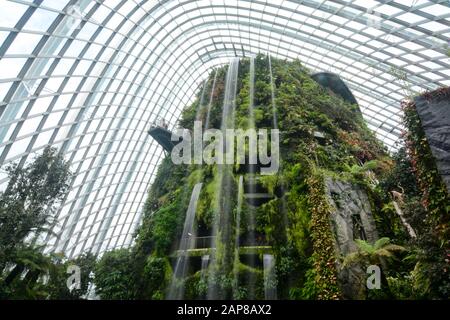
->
148, 125, 182, 152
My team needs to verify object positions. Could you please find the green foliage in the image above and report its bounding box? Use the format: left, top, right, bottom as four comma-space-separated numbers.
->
0, 248, 96, 300
0, 245, 53, 299
373, 148, 418, 243
342, 237, 406, 299
0, 147, 71, 265
307, 174, 340, 300
258, 175, 280, 196
144, 157, 188, 212
402, 98, 449, 226
195, 169, 218, 227
46, 252, 96, 299
137, 54, 393, 300
207, 272, 234, 300
408, 236, 450, 299
386, 274, 415, 299
141, 198, 184, 255
0, 147, 74, 299
183, 272, 204, 299
255, 198, 286, 246
378, 147, 419, 199
343, 238, 406, 267
94, 249, 137, 299
143, 256, 170, 298
289, 262, 318, 300
346, 160, 378, 175
401, 94, 450, 299
94, 54, 439, 301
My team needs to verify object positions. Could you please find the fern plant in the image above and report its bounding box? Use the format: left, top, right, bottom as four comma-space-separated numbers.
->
343, 237, 406, 298
343, 237, 405, 267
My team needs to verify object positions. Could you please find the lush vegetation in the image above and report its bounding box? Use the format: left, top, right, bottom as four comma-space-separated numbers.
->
1, 57, 448, 301
91, 57, 448, 300
0, 147, 95, 299
398, 88, 450, 299
93, 55, 414, 300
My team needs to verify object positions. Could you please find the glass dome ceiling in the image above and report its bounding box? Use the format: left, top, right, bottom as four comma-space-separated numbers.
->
0, 0, 448, 258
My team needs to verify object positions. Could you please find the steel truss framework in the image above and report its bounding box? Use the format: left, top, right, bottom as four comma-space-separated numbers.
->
0, 0, 448, 258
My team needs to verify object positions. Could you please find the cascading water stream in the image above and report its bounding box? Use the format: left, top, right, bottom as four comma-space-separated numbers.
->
204, 69, 218, 130
246, 56, 258, 299
248, 56, 256, 127
168, 68, 219, 300
195, 79, 208, 121
168, 57, 280, 300
207, 58, 240, 300
232, 175, 244, 298
167, 183, 203, 300
268, 54, 288, 297
166, 81, 207, 298
268, 54, 278, 130
168, 69, 221, 300
263, 254, 277, 299
201, 255, 210, 279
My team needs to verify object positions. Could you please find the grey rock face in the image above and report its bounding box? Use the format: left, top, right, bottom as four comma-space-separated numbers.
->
325, 178, 378, 255
324, 177, 378, 299
414, 95, 450, 193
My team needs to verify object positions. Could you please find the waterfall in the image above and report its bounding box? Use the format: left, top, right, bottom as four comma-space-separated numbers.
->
221, 58, 239, 129
248, 56, 255, 127
246, 56, 257, 299
195, 79, 208, 121
167, 182, 203, 300
204, 69, 218, 130
267, 54, 289, 294
201, 255, 210, 279
207, 58, 240, 299
167, 72, 216, 300
268, 54, 278, 129
263, 254, 277, 300
233, 175, 244, 298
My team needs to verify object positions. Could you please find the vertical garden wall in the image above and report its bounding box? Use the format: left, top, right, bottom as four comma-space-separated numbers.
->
108, 54, 404, 300
6, 55, 443, 300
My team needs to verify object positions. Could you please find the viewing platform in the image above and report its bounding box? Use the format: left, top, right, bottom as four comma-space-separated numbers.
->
147, 119, 182, 152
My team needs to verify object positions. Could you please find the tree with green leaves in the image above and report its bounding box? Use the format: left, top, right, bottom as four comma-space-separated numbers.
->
0, 146, 72, 298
